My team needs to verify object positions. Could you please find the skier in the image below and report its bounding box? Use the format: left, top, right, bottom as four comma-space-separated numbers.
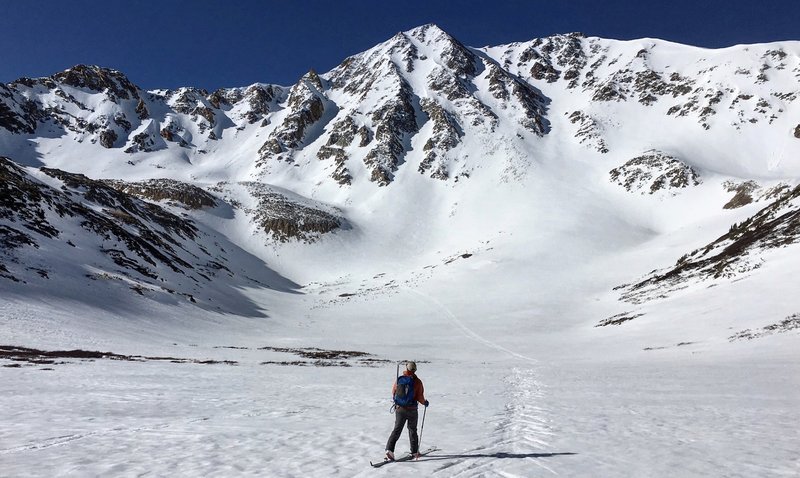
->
384, 361, 429, 461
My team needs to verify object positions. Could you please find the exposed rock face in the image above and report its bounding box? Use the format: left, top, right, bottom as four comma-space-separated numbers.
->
51, 65, 139, 99
207, 90, 228, 109
722, 181, 791, 210
411, 24, 477, 77
609, 150, 701, 194
0, 156, 208, 283
320, 23, 554, 187
0, 65, 292, 161
328, 42, 418, 184
419, 99, 461, 180
363, 69, 418, 186
99, 129, 118, 149
516, 33, 587, 88
728, 313, 800, 341
0, 156, 285, 310
484, 62, 549, 135
169, 87, 210, 115
135, 98, 149, 119
0, 66, 147, 145
257, 72, 327, 164
619, 184, 800, 304
166, 88, 220, 135
241, 84, 280, 124
496, 34, 799, 133
0, 157, 60, 245
317, 116, 360, 185
568, 110, 608, 153
723, 180, 760, 209
0, 84, 37, 134
238, 183, 344, 243
159, 127, 174, 141
158, 119, 187, 147
39, 167, 200, 243
123, 119, 167, 154
104, 179, 217, 209
591, 66, 696, 105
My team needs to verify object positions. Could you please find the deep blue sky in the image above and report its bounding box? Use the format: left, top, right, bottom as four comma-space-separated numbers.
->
1, 0, 797, 91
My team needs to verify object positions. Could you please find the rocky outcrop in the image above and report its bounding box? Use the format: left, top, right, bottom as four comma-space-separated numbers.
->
98, 129, 118, 149
722, 181, 791, 209
165, 88, 220, 135
516, 33, 587, 88
135, 98, 149, 120
51, 65, 140, 100
419, 99, 461, 180
0, 66, 151, 147
123, 120, 164, 154
239, 183, 344, 242
322, 23, 554, 186
610, 150, 701, 194
363, 69, 418, 186
484, 62, 548, 135
0, 156, 208, 283
316, 116, 361, 185
241, 84, 281, 124
723, 180, 760, 209
619, 184, 800, 303
0, 84, 37, 134
592, 67, 695, 105
103, 179, 217, 209
39, 167, 199, 243
0, 157, 60, 244
568, 110, 608, 153
0, 157, 276, 310
410, 24, 477, 77
257, 73, 327, 164
158, 119, 188, 147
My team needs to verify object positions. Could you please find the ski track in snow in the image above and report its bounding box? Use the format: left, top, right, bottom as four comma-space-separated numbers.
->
0, 419, 207, 455
404, 286, 538, 364
402, 287, 558, 477
430, 368, 556, 477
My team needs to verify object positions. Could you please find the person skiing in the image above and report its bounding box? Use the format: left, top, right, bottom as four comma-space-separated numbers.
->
384, 361, 429, 461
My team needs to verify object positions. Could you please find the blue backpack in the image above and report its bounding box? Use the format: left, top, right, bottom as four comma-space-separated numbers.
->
394, 375, 416, 407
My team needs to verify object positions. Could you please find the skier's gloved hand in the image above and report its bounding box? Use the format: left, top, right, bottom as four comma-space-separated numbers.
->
424, 400, 429, 407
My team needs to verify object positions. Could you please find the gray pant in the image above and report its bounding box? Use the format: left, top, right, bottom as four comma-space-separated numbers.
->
386, 407, 419, 453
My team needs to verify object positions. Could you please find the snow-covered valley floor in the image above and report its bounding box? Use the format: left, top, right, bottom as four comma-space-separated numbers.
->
2, 278, 798, 478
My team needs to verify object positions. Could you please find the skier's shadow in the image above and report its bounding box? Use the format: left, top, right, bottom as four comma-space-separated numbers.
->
422, 451, 577, 461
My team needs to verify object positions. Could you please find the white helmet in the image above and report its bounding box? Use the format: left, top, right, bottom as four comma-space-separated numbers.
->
406, 361, 417, 372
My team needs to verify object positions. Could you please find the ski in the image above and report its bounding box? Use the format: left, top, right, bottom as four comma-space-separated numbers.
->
370, 446, 439, 467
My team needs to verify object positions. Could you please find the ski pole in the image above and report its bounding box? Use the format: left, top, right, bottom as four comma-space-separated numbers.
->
390, 361, 403, 413
418, 405, 427, 450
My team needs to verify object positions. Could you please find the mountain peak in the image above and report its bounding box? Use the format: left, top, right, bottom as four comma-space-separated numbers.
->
51, 64, 140, 99
301, 68, 324, 90
406, 23, 446, 35
405, 23, 453, 44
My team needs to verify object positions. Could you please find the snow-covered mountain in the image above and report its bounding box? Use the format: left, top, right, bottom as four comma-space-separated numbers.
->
2, 24, 800, 477
2, 24, 799, 320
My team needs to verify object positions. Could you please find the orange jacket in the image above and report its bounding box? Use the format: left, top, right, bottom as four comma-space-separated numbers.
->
392, 371, 426, 407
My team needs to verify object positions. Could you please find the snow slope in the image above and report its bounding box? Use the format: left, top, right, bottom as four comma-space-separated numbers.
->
1, 24, 799, 477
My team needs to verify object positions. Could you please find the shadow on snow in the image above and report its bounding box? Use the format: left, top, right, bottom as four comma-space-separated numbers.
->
422, 451, 577, 461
